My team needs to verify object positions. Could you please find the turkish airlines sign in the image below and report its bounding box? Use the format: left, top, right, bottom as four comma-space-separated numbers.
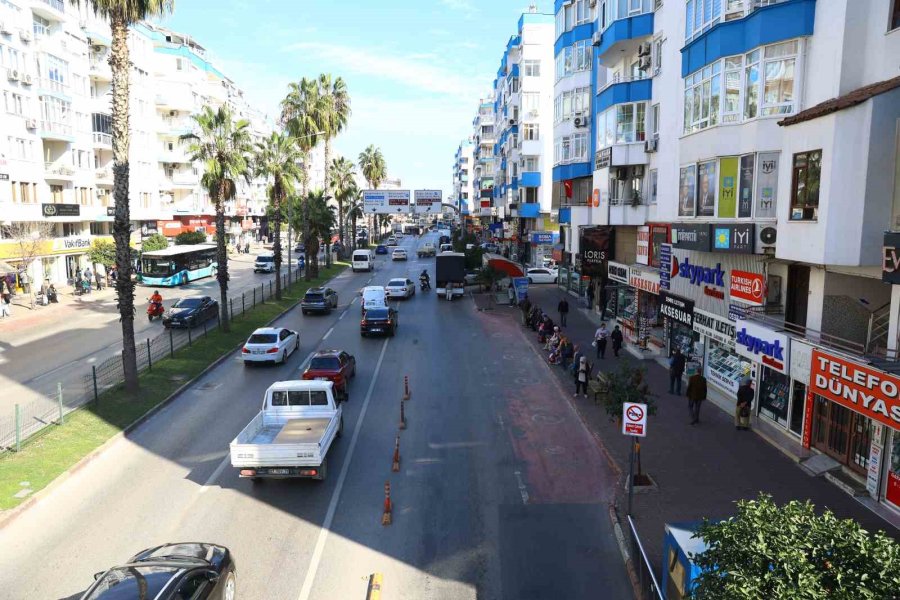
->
810, 349, 900, 429
730, 269, 765, 306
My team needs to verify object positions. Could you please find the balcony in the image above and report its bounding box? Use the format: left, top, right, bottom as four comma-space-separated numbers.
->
92, 132, 112, 148
597, 76, 652, 113
595, 12, 654, 64
37, 77, 70, 97
158, 149, 191, 164
158, 117, 194, 137
88, 54, 111, 81
95, 168, 113, 185
32, 0, 65, 21
44, 162, 75, 181
39, 121, 74, 141
171, 172, 199, 188
594, 143, 649, 168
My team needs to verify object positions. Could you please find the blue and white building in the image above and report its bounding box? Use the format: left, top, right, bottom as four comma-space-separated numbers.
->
471, 96, 495, 219
452, 138, 474, 216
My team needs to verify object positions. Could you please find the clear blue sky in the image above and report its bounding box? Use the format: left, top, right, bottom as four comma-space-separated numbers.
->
158, 0, 548, 195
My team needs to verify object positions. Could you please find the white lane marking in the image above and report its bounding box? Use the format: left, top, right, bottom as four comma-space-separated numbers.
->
201, 455, 230, 491
338, 310, 347, 320
322, 326, 334, 341
513, 470, 530, 505
297, 351, 314, 371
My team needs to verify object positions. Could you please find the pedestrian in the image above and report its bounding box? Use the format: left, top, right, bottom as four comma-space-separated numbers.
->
560, 337, 574, 369
40, 278, 50, 305
571, 344, 582, 374
84, 266, 92, 286
736, 377, 754, 430
19, 269, 30, 295
594, 322, 609, 359
574, 356, 591, 398
245, 241, 250, 254
586, 283, 595, 311
110, 267, 118, 283
610, 325, 624, 357
0, 287, 10, 318
686, 367, 707, 425
94, 269, 103, 291
557, 296, 569, 326
669, 348, 687, 395
75, 266, 82, 283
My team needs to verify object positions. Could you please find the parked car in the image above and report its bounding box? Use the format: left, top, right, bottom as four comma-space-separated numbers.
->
162, 296, 219, 329
301, 349, 356, 401
391, 248, 408, 261
79, 542, 236, 600
464, 269, 482, 285
254, 253, 275, 273
301, 287, 338, 314
360, 306, 398, 337
242, 327, 300, 365
385, 278, 415, 299
526, 267, 559, 284
375, 245, 388, 255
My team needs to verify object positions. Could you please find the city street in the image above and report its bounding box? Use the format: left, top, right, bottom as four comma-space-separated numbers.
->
0, 233, 631, 600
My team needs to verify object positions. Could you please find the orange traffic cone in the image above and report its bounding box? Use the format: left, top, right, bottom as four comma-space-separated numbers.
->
403, 375, 411, 401
381, 481, 392, 526
399, 399, 407, 430
392, 435, 401, 472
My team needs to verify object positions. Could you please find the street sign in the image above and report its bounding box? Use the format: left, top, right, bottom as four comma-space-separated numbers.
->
622, 402, 647, 437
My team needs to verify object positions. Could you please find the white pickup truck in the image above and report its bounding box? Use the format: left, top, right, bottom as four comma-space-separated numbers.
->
229, 380, 343, 481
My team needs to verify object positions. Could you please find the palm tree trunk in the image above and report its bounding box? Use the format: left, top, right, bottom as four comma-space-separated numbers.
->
337, 197, 344, 257
302, 168, 312, 282
272, 181, 282, 300
110, 11, 138, 393
215, 184, 230, 333
323, 141, 333, 269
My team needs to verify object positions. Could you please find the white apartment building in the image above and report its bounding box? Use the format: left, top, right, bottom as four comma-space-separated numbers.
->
470, 96, 495, 220
452, 138, 473, 214
0, 0, 270, 285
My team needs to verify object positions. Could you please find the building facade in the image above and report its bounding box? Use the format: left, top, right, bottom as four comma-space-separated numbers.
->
452, 138, 473, 215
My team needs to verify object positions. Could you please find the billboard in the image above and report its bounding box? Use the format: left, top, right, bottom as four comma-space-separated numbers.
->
579, 226, 614, 276
385, 190, 411, 214
362, 190, 387, 213
414, 190, 442, 214
363, 190, 411, 214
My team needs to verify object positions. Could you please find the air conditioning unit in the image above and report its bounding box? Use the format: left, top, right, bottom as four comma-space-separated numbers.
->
756, 223, 777, 254
19, 30, 32, 42
6, 68, 19, 81
638, 42, 652, 56
169, 110, 176, 117
644, 139, 658, 153
639, 55, 652, 71
509, 118, 516, 125
25, 118, 37, 129
591, 31, 602, 46
22, 73, 32, 85
573, 114, 588, 128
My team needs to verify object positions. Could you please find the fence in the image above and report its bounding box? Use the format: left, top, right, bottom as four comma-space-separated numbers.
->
626, 515, 664, 600
0, 266, 303, 454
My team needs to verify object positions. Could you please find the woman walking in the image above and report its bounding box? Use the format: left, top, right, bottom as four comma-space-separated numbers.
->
610, 325, 624, 357
574, 356, 591, 398
735, 377, 754, 430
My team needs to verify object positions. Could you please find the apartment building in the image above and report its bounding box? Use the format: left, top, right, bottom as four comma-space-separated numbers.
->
470, 96, 495, 221
452, 138, 473, 215
0, 0, 271, 285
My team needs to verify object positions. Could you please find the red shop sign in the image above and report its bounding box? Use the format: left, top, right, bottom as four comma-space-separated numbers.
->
809, 349, 900, 430
730, 269, 765, 306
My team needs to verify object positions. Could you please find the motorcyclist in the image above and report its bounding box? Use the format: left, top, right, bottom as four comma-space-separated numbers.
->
419, 269, 430, 289
149, 290, 163, 310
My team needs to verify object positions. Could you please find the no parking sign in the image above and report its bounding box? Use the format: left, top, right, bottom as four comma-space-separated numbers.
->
622, 402, 647, 437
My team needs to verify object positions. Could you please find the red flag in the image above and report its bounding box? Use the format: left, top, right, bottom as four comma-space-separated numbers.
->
564, 180, 573, 199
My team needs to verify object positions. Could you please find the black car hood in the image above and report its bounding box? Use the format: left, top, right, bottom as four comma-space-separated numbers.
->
166, 306, 197, 317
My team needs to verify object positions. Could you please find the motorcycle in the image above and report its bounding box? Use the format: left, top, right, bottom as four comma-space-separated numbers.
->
147, 300, 165, 322
419, 276, 431, 292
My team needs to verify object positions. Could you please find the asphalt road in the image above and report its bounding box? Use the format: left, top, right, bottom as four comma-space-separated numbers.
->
0, 234, 631, 600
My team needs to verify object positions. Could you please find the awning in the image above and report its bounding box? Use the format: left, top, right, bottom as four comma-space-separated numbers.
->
483, 253, 525, 278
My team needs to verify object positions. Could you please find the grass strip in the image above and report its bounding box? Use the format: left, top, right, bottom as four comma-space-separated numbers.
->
0, 264, 348, 511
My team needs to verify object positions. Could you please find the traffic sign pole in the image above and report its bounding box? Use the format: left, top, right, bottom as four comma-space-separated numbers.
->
627, 436, 635, 515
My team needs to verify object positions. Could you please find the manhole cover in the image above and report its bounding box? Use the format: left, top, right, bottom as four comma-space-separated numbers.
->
532, 413, 564, 425
544, 446, 566, 455
169, 374, 188, 382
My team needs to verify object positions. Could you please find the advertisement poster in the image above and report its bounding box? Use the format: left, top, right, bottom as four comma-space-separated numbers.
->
636, 226, 650, 265
678, 165, 696, 217
739, 154, 754, 218
579, 226, 614, 276
649, 224, 669, 269
756, 152, 779, 219
512, 277, 529, 302
717, 157, 738, 218
697, 161, 717, 217
658, 243, 672, 290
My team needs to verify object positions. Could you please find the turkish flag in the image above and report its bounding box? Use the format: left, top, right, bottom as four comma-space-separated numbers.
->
564, 180, 573, 198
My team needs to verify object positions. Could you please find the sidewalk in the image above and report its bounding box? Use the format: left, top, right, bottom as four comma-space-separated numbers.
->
515, 285, 899, 575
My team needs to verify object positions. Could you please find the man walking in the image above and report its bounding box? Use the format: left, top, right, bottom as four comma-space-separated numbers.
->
610, 325, 624, 357
594, 322, 609, 359
669, 348, 686, 395
736, 378, 754, 430
558, 296, 569, 327
686, 367, 707, 425
95, 268, 103, 291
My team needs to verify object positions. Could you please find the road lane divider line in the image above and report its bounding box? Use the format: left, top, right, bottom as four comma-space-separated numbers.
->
297, 337, 390, 600
513, 470, 530, 505
201, 455, 230, 491
297, 351, 315, 371
322, 326, 334, 341
339, 310, 347, 320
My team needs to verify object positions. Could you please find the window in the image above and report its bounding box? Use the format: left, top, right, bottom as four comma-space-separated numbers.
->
41, 53, 69, 90
685, 0, 722, 43
574, 0, 591, 25
33, 15, 50, 38
572, 132, 588, 162
761, 41, 797, 115
522, 92, 539, 112
744, 49, 760, 119
683, 62, 721, 133
523, 60, 541, 77
11, 182, 36, 204
790, 150, 821, 221
7, 137, 34, 161
596, 102, 647, 146
650, 103, 660, 138
649, 169, 658, 204
573, 40, 591, 72
4, 91, 24, 116
523, 156, 539, 172
50, 185, 63, 203
891, 0, 900, 30
522, 124, 539, 141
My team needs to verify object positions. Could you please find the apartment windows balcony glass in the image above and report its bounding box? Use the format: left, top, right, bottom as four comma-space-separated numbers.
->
554, 133, 589, 165
761, 41, 796, 115
685, 0, 722, 43
4, 91, 25, 116
790, 149, 821, 221
554, 87, 591, 123
7, 136, 35, 161
596, 102, 647, 147
555, 40, 592, 81
684, 61, 721, 132
523, 157, 539, 171
523, 92, 539, 113
523, 124, 540, 141
37, 53, 69, 93
32, 15, 50, 39
39, 96, 72, 135
523, 60, 541, 77
556, 0, 591, 37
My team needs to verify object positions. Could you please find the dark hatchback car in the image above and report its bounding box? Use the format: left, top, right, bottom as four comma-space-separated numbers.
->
80, 542, 236, 600
375, 245, 388, 255
360, 306, 398, 337
301, 287, 338, 315
162, 296, 219, 329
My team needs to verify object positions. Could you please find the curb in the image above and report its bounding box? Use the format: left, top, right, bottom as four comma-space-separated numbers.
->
608, 503, 643, 600
0, 268, 345, 531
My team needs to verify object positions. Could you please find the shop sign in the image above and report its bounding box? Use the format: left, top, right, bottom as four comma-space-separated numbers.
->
660, 291, 694, 327
789, 340, 814, 385
693, 308, 735, 347
629, 265, 660, 295
728, 303, 748, 322
580, 226, 614, 276
730, 269, 766, 306
649, 224, 669, 268
671, 223, 711, 251
867, 444, 882, 497
672, 256, 725, 299
658, 243, 672, 290
712, 224, 755, 254
636, 226, 650, 265
52, 236, 92, 252
735, 319, 790, 374
607, 261, 629, 284
531, 232, 554, 245
883, 232, 900, 284
595, 147, 611, 169
42, 203, 80, 217
809, 349, 900, 429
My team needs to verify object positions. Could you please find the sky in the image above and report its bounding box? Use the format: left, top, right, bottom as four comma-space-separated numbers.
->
158, 0, 550, 196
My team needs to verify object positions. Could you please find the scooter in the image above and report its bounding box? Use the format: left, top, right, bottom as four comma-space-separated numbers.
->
147, 301, 164, 322
419, 277, 431, 292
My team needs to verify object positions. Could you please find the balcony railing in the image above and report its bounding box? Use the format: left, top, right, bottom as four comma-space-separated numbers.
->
40, 0, 65, 12
40, 121, 73, 137
38, 78, 69, 94
600, 72, 650, 93
45, 162, 75, 177
723, 0, 788, 21
92, 132, 112, 147
95, 168, 112, 181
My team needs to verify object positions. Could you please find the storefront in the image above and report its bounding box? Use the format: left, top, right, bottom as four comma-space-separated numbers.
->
660, 291, 697, 359
807, 349, 900, 512
733, 319, 791, 428
691, 308, 750, 395
627, 265, 663, 353
0, 235, 115, 286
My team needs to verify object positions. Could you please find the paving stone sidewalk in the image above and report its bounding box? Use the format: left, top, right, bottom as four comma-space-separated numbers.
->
514, 285, 899, 575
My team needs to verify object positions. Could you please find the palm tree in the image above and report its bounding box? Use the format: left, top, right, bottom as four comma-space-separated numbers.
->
345, 193, 364, 251
254, 131, 303, 300
73, 0, 174, 392
288, 189, 335, 276
317, 75, 351, 268
181, 105, 252, 333
329, 156, 356, 257
358, 145, 386, 246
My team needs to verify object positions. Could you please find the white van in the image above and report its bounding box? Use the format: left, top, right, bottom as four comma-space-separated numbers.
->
351, 249, 374, 272
254, 253, 275, 273
360, 285, 387, 313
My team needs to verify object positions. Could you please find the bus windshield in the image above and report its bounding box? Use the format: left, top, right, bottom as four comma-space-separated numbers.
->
143, 258, 175, 277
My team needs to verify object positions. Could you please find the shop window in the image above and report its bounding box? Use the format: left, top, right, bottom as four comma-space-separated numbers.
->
90, 222, 105, 235
758, 368, 790, 427
705, 340, 752, 395
789, 150, 821, 221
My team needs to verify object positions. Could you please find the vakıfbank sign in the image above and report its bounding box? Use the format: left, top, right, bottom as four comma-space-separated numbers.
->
0, 235, 115, 260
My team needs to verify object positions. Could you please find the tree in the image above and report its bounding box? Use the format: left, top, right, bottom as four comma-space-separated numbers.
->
317, 74, 350, 268
181, 105, 252, 333
691, 494, 900, 600
141, 233, 169, 252
329, 156, 356, 257
345, 193, 364, 250
358, 144, 386, 246
2, 221, 53, 308
70, 0, 175, 392
88, 239, 116, 269
254, 131, 303, 300
289, 189, 335, 277
174, 231, 207, 245
476, 265, 504, 292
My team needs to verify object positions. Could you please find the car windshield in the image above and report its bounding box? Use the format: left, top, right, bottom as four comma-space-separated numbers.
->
310, 356, 340, 370
83, 566, 177, 600
256, 255, 274, 263
388, 279, 406, 287
366, 309, 389, 319
248, 333, 277, 344
173, 298, 203, 308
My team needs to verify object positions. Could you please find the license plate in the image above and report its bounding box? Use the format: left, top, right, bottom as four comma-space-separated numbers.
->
371, 328, 382, 332
269, 468, 290, 475
252, 350, 264, 355
315, 377, 329, 381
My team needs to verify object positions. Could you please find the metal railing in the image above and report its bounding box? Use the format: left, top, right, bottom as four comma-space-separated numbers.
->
40, 0, 65, 12
627, 515, 664, 600
0, 266, 303, 454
